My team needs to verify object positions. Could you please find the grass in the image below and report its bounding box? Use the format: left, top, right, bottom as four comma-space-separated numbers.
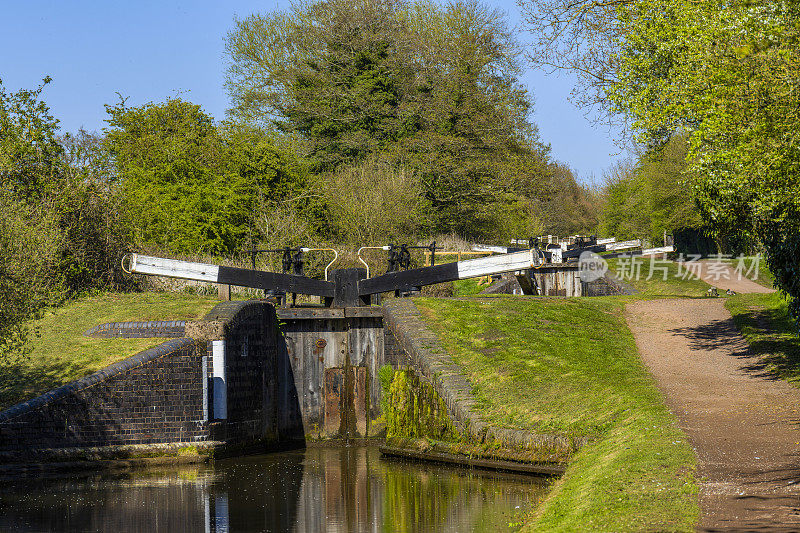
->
0, 291, 219, 411
725, 292, 800, 385
413, 296, 698, 532
604, 258, 709, 298
453, 278, 486, 296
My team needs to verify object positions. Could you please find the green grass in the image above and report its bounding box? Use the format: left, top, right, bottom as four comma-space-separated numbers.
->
725, 292, 800, 385
413, 296, 698, 532
605, 258, 710, 298
453, 278, 485, 296
0, 292, 219, 411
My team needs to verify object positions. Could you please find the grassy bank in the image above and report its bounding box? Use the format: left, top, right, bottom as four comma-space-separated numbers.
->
725, 292, 800, 385
604, 258, 709, 298
0, 292, 218, 411
414, 296, 698, 531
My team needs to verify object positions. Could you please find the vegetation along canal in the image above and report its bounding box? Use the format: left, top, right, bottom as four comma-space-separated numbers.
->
0, 447, 548, 532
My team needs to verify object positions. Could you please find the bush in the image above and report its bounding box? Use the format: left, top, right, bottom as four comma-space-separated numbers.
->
317, 157, 431, 245
0, 194, 64, 360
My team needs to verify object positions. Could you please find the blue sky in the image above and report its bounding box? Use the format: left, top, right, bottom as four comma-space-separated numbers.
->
0, 0, 627, 183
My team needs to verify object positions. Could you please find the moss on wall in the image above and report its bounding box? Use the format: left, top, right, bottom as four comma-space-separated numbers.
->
382, 368, 460, 441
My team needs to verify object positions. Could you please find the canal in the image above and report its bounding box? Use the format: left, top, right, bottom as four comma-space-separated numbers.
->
0, 447, 549, 532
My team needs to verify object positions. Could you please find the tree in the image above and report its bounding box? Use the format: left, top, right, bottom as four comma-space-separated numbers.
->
518, 0, 629, 113
106, 98, 314, 256
225, 0, 555, 239
599, 135, 701, 242
0, 77, 63, 200
225, 0, 418, 170
522, 0, 800, 325
105, 98, 249, 255
0, 79, 130, 362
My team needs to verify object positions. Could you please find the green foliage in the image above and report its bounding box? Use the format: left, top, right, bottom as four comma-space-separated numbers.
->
316, 157, 431, 244
106, 98, 245, 255
105, 99, 313, 255
600, 135, 702, 242
0, 79, 132, 363
0, 77, 63, 200
225, 0, 594, 240
0, 194, 64, 361
605, 1, 800, 324
522, 0, 800, 325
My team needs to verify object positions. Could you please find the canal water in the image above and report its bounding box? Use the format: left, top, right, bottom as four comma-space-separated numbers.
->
0, 447, 548, 532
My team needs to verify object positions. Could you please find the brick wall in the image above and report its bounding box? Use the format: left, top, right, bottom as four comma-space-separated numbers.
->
187, 301, 304, 444
0, 299, 388, 455
0, 338, 208, 451
0, 300, 304, 454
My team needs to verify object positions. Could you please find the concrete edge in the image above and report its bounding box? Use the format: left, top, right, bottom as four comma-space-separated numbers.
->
381, 298, 587, 458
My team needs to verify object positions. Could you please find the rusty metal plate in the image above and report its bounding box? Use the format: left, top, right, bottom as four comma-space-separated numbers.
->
324, 368, 343, 436
353, 366, 368, 437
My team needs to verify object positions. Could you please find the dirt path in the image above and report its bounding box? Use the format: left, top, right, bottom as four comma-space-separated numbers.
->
626, 298, 800, 531
685, 260, 775, 295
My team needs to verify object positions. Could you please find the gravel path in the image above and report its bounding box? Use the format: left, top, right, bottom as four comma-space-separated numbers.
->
626, 298, 800, 531
685, 260, 775, 295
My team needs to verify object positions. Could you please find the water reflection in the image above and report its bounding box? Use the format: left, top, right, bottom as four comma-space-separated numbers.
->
0, 447, 547, 532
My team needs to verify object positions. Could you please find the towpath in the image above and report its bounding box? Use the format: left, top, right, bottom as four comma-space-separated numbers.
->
625, 264, 800, 531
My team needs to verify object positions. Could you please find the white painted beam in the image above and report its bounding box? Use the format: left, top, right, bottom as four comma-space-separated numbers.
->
641, 245, 674, 256
472, 244, 508, 253
605, 239, 642, 251
456, 249, 540, 279
130, 254, 219, 282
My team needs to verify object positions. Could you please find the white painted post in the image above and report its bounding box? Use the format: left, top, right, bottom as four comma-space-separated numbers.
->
211, 340, 227, 420
201, 355, 209, 422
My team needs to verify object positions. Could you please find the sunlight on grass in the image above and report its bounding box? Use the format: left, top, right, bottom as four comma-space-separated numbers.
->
414, 296, 698, 531
605, 258, 710, 298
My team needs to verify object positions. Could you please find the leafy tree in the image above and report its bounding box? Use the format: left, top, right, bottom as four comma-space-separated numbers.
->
0, 79, 131, 362
0, 77, 63, 200
0, 193, 64, 361
225, 0, 557, 240
226, 0, 418, 170
106, 98, 314, 255
106, 99, 252, 255
522, 0, 800, 325
600, 135, 701, 243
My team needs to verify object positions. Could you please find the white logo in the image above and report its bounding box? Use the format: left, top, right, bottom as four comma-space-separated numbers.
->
579, 251, 608, 282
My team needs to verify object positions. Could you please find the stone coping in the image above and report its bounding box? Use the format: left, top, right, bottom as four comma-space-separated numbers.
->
380, 444, 566, 476
382, 298, 588, 457
84, 320, 186, 338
